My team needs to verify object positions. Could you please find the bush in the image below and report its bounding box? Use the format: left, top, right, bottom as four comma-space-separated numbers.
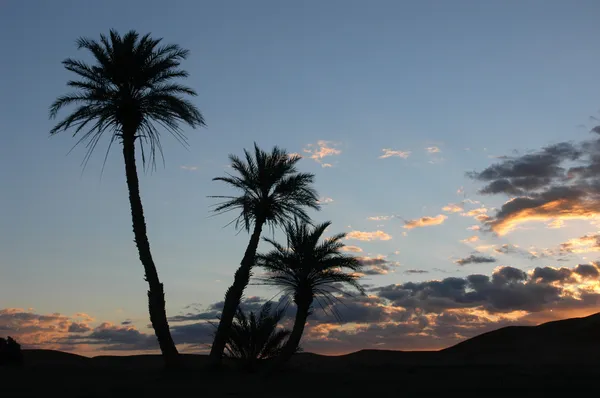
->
0, 336, 23, 366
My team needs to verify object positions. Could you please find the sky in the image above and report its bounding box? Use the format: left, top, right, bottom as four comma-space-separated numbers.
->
2, 0, 600, 356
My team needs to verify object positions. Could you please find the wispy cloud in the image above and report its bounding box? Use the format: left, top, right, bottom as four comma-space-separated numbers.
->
460, 235, 479, 243
341, 245, 363, 253
367, 215, 392, 221
303, 141, 342, 167
442, 203, 463, 213
346, 230, 392, 241
455, 254, 497, 266
404, 269, 429, 274
379, 149, 411, 159
403, 214, 447, 229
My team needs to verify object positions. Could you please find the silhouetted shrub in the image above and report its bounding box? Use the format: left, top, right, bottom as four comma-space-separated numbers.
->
223, 302, 291, 371
0, 336, 23, 366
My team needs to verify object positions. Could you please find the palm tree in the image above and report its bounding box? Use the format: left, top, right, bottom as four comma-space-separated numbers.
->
256, 220, 365, 365
223, 301, 292, 371
49, 30, 205, 368
209, 144, 319, 366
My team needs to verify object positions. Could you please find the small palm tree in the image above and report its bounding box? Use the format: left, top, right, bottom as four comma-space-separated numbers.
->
256, 220, 365, 365
49, 30, 205, 368
209, 144, 320, 366
224, 301, 291, 371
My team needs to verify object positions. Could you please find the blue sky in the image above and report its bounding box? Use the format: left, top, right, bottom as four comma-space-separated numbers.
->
2, 0, 600, 355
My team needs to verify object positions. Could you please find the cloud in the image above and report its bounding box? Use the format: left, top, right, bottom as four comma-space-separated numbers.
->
404, 269, 429, 274
10, 261, 600, 356
455, 254, 497, 266
547, 219, 565, 229
426, 146, 441, 154
468, 138, 600, 234
61, 322, 157, 351
357, 256, 399, 275
180, 165, 199, 171
303, 141, 342, 167
374, 262, 600, 314
367, 215, 392, 221
379, 149, 411, 159
461, 235, 479, 243
346, 230, 392, 241
403, 215, 447, 229
304, 261, 600, 353
560, 233, 600, 254
317, 197, 334, 204
443, 203, 464, 213
0, 309, 94, 348
341, 245, 363, 253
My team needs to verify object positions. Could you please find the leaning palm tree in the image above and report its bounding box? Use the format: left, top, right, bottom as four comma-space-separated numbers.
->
256, 220, 365, 365
209, 144, 320, 366
223, 301, 292, 371
49, 30, 205, 368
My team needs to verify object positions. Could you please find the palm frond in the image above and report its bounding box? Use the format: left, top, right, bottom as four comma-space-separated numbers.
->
223, 302, 291, 367
211, 144, 320, 232
256, 220, 366, 324
50, 29, 205, 172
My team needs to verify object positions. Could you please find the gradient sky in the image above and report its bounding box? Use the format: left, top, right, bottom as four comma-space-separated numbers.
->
2, 0, 600, 356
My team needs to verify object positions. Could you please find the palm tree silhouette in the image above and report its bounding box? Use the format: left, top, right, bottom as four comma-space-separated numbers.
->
223, 301, 292, 371
256, 220, 364, 366
49, 30, 205, 368
209, 144, 319, 366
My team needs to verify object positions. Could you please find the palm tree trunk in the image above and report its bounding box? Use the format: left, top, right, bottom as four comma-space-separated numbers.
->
122, 135, 179, 369
277, 296, 312, 365
209, 220, 265, 367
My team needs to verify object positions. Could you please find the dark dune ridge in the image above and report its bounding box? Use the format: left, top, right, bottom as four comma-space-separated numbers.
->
9, 313, 600, 397
21, 312, 600, 369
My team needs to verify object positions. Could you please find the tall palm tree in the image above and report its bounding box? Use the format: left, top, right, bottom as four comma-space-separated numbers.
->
256, 220, 365, 365
209, 144, 319, 366
223, 301, 292, 371
49, 30, 204, 368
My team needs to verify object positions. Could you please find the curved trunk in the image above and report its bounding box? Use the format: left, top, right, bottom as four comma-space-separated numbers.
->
277, 295, 312, 365
122, 134, 179, 369
209, 219, 265, 367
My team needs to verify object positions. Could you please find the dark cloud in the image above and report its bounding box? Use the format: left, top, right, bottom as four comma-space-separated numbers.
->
455, 254, 497, 266
372, 264, 600, 314
357, 256, 399, 275
468, 142, 581, 186
468, 135, 600, 235
404, 269, 429, 274
68, 322, 92, 333
168, 296, 265, 322
60, 322, 157, 351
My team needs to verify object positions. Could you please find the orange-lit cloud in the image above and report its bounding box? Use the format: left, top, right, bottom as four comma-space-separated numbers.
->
303, 140, 342, 167
379, 148, 411, 159
560, 233, 600, 254
346, 230, 392, 241
341, 245, 363, 253
403, 214, 447, 229
489, 198, 600, 236
461, 235, 479, 243
443, 203, 463, 213
547, 219, 565, 229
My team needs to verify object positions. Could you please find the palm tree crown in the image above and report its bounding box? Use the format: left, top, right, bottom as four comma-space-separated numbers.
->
49, 29, 205, 169
257, 220, 365, 315
211, 144, 320, 231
